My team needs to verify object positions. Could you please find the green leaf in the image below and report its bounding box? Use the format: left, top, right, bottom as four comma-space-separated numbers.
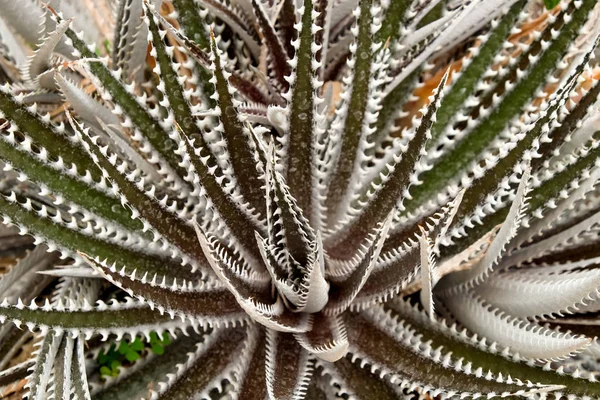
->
94, 332, 204, 400
162, 332, 171, 345
97, 352, 108, 365
117, 342, 130, 355
110, 360, 121, 374
131, 338, 144, 352
544, 0, 560, 9
125, 350, 140, 362
151, 345, 164, 355
99, 366, 112, 377
102, 39, 111, 54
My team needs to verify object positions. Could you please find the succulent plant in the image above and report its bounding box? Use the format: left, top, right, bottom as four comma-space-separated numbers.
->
0, 0, 599, 398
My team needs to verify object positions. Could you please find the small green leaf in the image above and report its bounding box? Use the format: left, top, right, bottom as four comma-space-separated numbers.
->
161, 332, 171, 345
97, 351, 109, 365
125, 350, 140, 362
151, 345, 164, 355
110, 360, 121, 373
544, 0, 560, 9
130, 338, 144, 352
100, 366, 112, 377
94, 333, 204, 400
102, 39, 111, 54
117, 342, 130, 355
